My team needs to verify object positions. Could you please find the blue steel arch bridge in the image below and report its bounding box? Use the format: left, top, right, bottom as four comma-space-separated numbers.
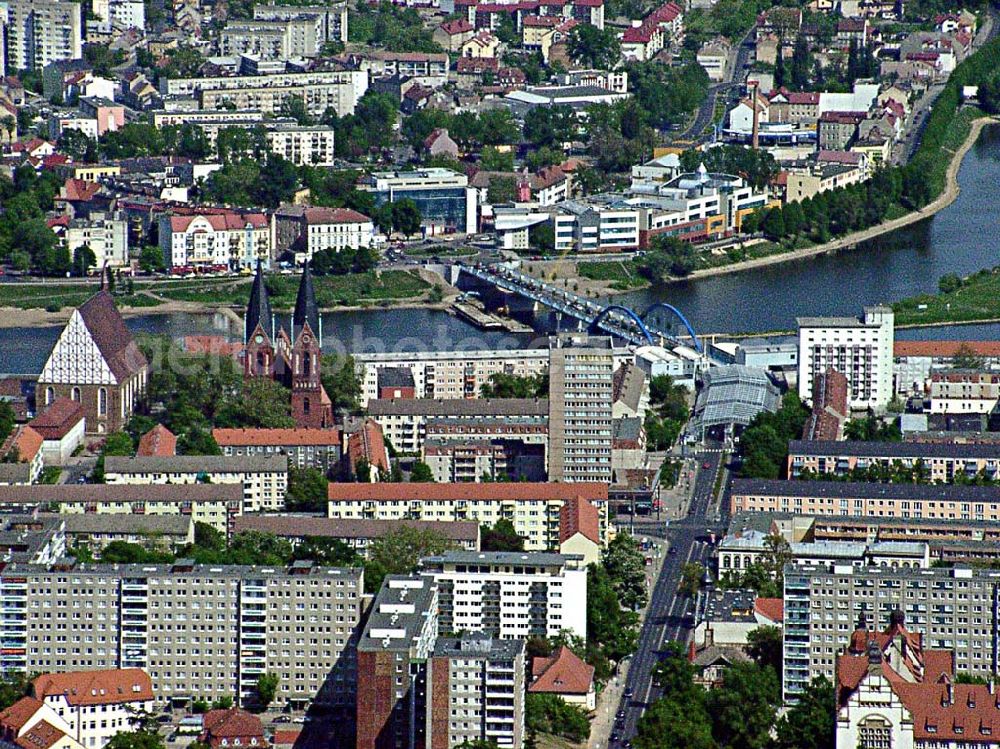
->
458, 264, 705, 353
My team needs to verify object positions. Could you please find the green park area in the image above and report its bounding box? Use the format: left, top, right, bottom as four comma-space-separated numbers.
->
894, 267, 1000, 326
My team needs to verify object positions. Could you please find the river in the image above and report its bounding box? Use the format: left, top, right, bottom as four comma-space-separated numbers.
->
3, 125, 1000, 374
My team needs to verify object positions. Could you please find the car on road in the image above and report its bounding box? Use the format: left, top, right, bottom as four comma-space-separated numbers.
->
623, 687, 634, 699
702, 461, 711, 469
273, 716, 291, 724
156, 715, 173, 724
668, 547, 677, 555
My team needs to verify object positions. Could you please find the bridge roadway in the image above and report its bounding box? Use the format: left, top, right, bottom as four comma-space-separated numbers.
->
458, 263, 701, 350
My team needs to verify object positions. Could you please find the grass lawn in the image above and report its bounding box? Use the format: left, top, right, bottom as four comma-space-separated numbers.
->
894, 266, 1000, 326
577, 261, 647, 290
0, 283, 97, 310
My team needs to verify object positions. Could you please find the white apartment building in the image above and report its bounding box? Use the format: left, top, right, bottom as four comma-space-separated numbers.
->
159, 71, 368, 118
928, 370, 1000, 414
64, 212, 128, 269
0, 562, 363, 710
365, 51, 449, 86
108, 0, 145, 29
252, 4, 348, 44
103, 454, 288, 513
548, 335, 615, 483
159, 211, 271, 272
265, 123, 336, 166
301, 207, 375, 256
797, 306, 895, 410
552, 200, 640, 253
355, 348, 551, 405
220, 18, 320, 60
419, 551, 588, 640
6, 0, 83, 72
32, 669, 154, 749
0, 484, 247, 536
326, 483, 611, 552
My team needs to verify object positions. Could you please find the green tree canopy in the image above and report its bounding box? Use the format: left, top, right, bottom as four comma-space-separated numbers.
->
364, 526, 454, 592
480, 519, 525, 552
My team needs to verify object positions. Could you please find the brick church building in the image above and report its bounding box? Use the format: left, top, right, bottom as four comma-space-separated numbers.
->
243, 262, 333, 428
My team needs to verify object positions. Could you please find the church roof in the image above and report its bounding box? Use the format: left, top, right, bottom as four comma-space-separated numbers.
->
246, 261, 273, 344
76, 290, 147, 382
293, 264, 320, 340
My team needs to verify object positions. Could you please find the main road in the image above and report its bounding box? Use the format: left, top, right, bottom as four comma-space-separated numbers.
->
612, 451, 730, 745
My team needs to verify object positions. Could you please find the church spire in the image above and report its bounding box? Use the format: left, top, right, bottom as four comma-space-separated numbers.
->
293, 261, 320, 339
245, 259, 273, 344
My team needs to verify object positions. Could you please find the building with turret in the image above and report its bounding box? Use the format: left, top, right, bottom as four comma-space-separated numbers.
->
243, 262, 333, 428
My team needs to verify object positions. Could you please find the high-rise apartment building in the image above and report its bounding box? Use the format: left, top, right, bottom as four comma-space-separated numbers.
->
782, 563, 1000, 702
6, 0, 83, 72
0, 561, 363, 710
419, 551, 587, 640
548, 335, 615, 482
428, 633, 525, 749
797, 306, 894, 410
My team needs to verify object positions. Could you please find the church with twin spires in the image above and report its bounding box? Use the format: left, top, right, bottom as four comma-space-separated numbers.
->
243, 262, 333, 429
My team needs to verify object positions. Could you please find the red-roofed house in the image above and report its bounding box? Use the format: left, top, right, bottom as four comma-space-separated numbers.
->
137, 424, 177, 457
213, 427, 341, 472
158, 211, 272, 272
559, 496, 601, 563
835, 611, 1000, 749
0, 426, 44, 483
753, 597, 782, 625
9, 139, 55, 160
423, 128, 459, 160
30, 398, 85, 465
31, 670, 153, 749
300, 207, 376, 259
434, 19, 475, 52
621, 1, 683, 61
200, 709, 266, 749
0, 696, 81, 749
346, 418, 390, 482
529, 646, 596, 709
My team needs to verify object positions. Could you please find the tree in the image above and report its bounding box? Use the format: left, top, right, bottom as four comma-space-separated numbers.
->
0, 401, 15, 445
634, 694, 714, 749
707, 662, 780, 749
774, 676, 834, 749
480, 146, 514, 172
525, 694, 591, 743
790, 35, 812, 90
0, 673, 28, 711
952, 342, 985, 370
139, 245, 165, 274
320, 354, 362, 413
390, 199, 422, 237
979, 75, 1000, 115
567, 25, 621, 69
212, 696, 234, 710
602, 535, 647, 610
529, 222, 555, 253
679, 562, 705, 597
293, 537, 360, 567
58, 128, 96, 161
409, 461, 434, 482
587, 563, 638, 665
761, 207, 786, 241
481, 519, 525, 552
746, 625, 783, 677
739, 391, 809, 479
255, 673, 280, 708
480, 372, 548, 398
285, 467, 329, 512
72, 244, 97, 277
364, 526, 454, 592
279, 95, 313, 126
105, 731, 165, 749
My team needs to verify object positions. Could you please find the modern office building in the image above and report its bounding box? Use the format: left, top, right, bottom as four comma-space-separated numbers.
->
0, 560, 364, 710
428, 633, 525, 749
358, 169, 477, 235
797, 306, 894, 409
419, 551, 587, 640
731, 478, 1000, 520
355, 348, 550, 406
6, 0, 83, 72
785, 440, 1000, 484
548, 335, 615, 483
103, 455, 288, 513
326, 483, 611, 552
782, 563, 1000, 701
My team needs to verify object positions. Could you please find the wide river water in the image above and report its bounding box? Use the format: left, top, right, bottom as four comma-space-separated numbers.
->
3, 124, 1000, 374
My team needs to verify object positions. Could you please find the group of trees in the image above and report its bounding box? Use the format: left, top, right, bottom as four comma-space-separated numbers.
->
480, 518, 526, 552
679, 146, 779, 191
525, 693, 591, 744
637, 235, 699, 280
644, 374, 690, 451
348, 1, 442, 53
480, 372, 549, 398
844, 411, 902, 441
739, 391, 810, 479
628, 61, 710, 131
586, 539, 645, 681
0, 167, 67, 276
634, 636, 834, 749
322, 91, 399, 161
403, 108, 521, 153
310, 245, 380, 276
202, 154, 300, 208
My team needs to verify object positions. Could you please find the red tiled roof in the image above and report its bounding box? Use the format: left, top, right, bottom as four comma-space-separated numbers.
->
523, 15, 559, 26
894, 341, 1000, 358
302, 207, 371, 225
0, 697, 45, 732
329, 482, 608, 502
61, 178, 101, 202
3, 426, 43, 463
76, 290, 148, 383
347, 418, 389, 474
271, 731, 301, 748
16, 721, 65, 749
212, 427, 340, 447
440, 19, 474, 34
754, 597, 783, 623
201, 709, 266, 748
456, 57, 499, 73
559, 496, 600, 545
33, 669, 154, 706
529, 647, 595, 695
137, 424, 176, 457
169, 212, 268, 233
816, 149, 863, 165
30, 398, 85, 440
